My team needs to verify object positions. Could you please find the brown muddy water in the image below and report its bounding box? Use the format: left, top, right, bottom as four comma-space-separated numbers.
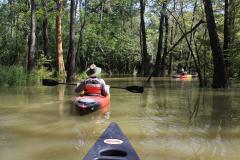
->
0, 77, 240, 160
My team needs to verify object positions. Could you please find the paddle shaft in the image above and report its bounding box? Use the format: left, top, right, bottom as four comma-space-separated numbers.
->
42, 79, 143, 93
45, 80, 130, 89
58, 83, 128, 89
60, 83, 131, 90
58, 82, 76, 86
110, 86, 125, 89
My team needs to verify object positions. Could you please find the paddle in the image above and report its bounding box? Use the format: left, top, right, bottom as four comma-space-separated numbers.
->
42, 79, 144, 93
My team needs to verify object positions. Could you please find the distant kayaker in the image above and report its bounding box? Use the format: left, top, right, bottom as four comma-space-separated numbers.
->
177, 67, 187, 75
75, 64, 109, 96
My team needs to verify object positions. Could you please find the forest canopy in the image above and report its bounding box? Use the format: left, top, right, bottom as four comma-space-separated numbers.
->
0, 0, 240, 88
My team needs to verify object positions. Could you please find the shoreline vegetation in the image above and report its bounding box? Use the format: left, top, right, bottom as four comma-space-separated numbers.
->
0, 65, 88, 87
0, 65, 48, 86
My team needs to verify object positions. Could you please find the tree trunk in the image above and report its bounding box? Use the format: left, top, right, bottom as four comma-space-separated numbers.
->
27, 0, 36, 72
9, 0, 20, 65
180, 1, 190, 72
139, 0, 151, 76
8, 0, 14, 38
42, 0, 49, 57
15, 16, 19, 65
185, 0, 198, 73
66, 0, 77, 82
160, 14, 169, 76
167, 0, 176, 76
153, 3, 165, 77
76, 0, 86, 71
130, 0, 134, 29
229, 0, 236, 45
223, 0, 230, 78
228, 0, 236, 77
203, 0, 228, 88
56, 0, 66, 79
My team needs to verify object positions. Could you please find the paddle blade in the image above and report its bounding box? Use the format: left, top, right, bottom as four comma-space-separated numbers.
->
42, 79, 59, 86
125, 86, 144, 93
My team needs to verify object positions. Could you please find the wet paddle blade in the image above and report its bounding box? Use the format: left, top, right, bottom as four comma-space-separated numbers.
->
125, 86, 144, 93
42, 79, 59, 86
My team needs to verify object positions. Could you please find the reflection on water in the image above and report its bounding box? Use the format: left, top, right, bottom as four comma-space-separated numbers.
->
58, 85, 65, 119
0, 78, 240, 160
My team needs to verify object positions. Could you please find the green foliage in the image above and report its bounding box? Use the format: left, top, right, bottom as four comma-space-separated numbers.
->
33, 67, 53, 84
76, 72, 88, 81
0, 65, 53, 86
36, 53, 52, 69
0, 65, 28, 86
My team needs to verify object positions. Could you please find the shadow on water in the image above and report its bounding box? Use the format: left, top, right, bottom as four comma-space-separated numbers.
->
140, 78, 197, 115
208, 91, 233, 139
183, 88, 236, 139
139, 78, 239, 133
139, 79, 169, 109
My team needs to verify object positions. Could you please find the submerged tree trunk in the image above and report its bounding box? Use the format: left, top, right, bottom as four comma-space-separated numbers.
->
139, 0, 151, 76
203, 0, 228, 88
27, 0, 36, 72
56, 0, 66, 79
66, 0, 77, 82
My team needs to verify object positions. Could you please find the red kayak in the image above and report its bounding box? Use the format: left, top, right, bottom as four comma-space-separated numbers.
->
74, 94, 110, 115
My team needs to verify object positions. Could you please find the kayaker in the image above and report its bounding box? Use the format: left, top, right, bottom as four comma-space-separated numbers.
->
177, 67, 187, 75
75, 64, 109, 96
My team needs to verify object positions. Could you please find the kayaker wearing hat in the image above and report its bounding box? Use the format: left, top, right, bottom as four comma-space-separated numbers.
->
75, 64, 109, 96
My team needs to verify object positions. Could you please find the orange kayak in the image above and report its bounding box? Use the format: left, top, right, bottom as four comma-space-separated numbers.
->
74, 94, 110, 115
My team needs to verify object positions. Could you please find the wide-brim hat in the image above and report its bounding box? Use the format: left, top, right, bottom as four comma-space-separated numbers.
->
86, 64, 101, 77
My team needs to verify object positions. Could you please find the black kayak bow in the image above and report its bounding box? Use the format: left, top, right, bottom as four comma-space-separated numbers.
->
83, 122, 140, 160
42, 79, 144, 93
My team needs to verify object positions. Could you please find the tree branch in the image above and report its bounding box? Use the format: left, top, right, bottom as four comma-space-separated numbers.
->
167, 19, 205, 54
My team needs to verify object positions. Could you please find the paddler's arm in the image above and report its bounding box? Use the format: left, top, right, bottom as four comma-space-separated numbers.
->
99, 79, 109, 96
75, 80, 85, 93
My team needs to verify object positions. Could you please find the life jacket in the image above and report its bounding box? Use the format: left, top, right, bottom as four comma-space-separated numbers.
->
84, 78, 103, 95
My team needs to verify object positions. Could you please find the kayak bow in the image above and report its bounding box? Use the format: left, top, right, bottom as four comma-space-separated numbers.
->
83, 122, 140, 160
